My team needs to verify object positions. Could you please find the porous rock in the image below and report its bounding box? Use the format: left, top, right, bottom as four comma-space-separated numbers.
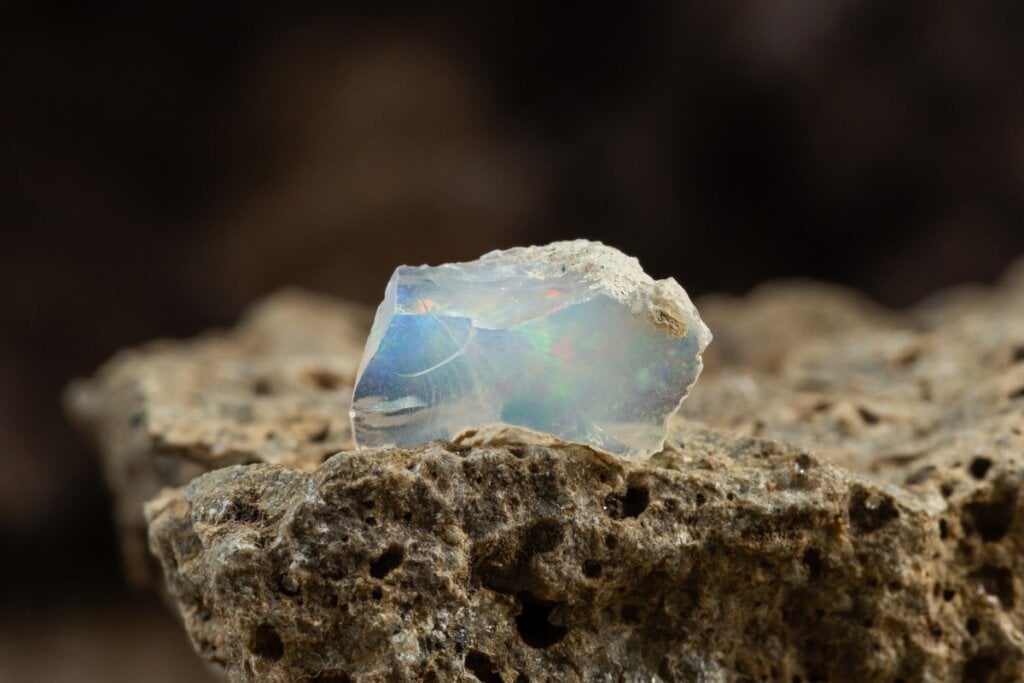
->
148, 427, 1005, 682
70, 259, 1024, 681
65, 289, 371, 583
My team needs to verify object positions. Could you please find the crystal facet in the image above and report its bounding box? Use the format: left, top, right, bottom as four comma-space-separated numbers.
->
350, 240, 712, 458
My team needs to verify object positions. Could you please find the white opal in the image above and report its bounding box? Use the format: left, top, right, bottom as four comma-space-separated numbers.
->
350, 240, 712, 459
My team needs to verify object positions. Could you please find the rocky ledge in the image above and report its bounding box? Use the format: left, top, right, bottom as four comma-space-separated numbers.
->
67, 261, 1024, 682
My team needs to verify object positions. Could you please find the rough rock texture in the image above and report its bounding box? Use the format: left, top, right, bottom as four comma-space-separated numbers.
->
68, 260, 1024, 681
65, 289, 371, 583
685, 263, 1024, 479
147, 432, 973, 682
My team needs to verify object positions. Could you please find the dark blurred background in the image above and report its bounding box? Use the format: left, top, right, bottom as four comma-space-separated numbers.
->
3, 1, 1024, 679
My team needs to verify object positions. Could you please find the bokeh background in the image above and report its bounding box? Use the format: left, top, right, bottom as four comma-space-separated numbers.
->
3, 2, 1024, 680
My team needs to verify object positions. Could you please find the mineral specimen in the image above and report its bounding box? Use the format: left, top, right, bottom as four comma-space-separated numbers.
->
350, 240, 711, 458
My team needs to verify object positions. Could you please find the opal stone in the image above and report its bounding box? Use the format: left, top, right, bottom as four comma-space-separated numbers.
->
350, 240, 712, 459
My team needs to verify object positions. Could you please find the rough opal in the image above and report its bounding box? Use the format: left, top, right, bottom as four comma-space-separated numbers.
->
350, 240, 712, 458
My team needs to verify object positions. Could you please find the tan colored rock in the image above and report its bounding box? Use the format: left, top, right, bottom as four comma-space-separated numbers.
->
68, 258, 1024, 681
696, 280, 904, 376
65, 289, 371, 583
145, 426, 1024, 682
684, 265, 1024, 479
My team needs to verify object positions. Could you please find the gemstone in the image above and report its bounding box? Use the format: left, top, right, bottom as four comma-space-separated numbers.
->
350, 240, 712, 458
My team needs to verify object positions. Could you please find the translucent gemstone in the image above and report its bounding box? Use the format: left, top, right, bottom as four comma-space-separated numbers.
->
350, 240, 712, 459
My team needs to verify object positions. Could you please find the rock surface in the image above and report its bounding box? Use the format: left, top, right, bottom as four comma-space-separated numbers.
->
68, 260, 1024, 681
65, 289, 371, 583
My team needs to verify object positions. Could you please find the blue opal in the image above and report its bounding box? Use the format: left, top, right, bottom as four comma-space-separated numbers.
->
350, 241, 711, 459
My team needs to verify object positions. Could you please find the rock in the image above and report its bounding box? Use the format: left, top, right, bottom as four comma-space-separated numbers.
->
68, 258, 1024, 681
147, 430, 997, 682
64, 289, 372, 583
696, 280, 903, 376
682, 269, 1024, 479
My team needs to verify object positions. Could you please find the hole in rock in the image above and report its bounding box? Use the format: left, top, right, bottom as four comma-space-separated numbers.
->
1013, 346, 1024, 363
371, 587, 383, 600
605, 486, 650, 519
857, 406, 881, 425
522, 520, 563, 555
939, 519, 949, 539
963, 655, 999, 683
963, 488, 1018, 542
943, 589, 956, 601
848, 487, 899, 534
896, 346, 921, 367
621, 605, 641, 624
370, 546, 405, 579
309, 424, 330, 443
622, 486, 650, 517
226, 500, 262, 524
306, 369, 344, 391
252, 378, 273, 395
582, 560, 602, 578
969, 457, 993, 480
465, 649, 503, 683
515, 593, 568, 649
604, 534, 618, 549
969, 565, 1015, 608
795, 453, 813, 472
249, 623, 284, 661
966, 617, 980, 635
801, 548, 823, 579
1010, 386, 1024, 400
